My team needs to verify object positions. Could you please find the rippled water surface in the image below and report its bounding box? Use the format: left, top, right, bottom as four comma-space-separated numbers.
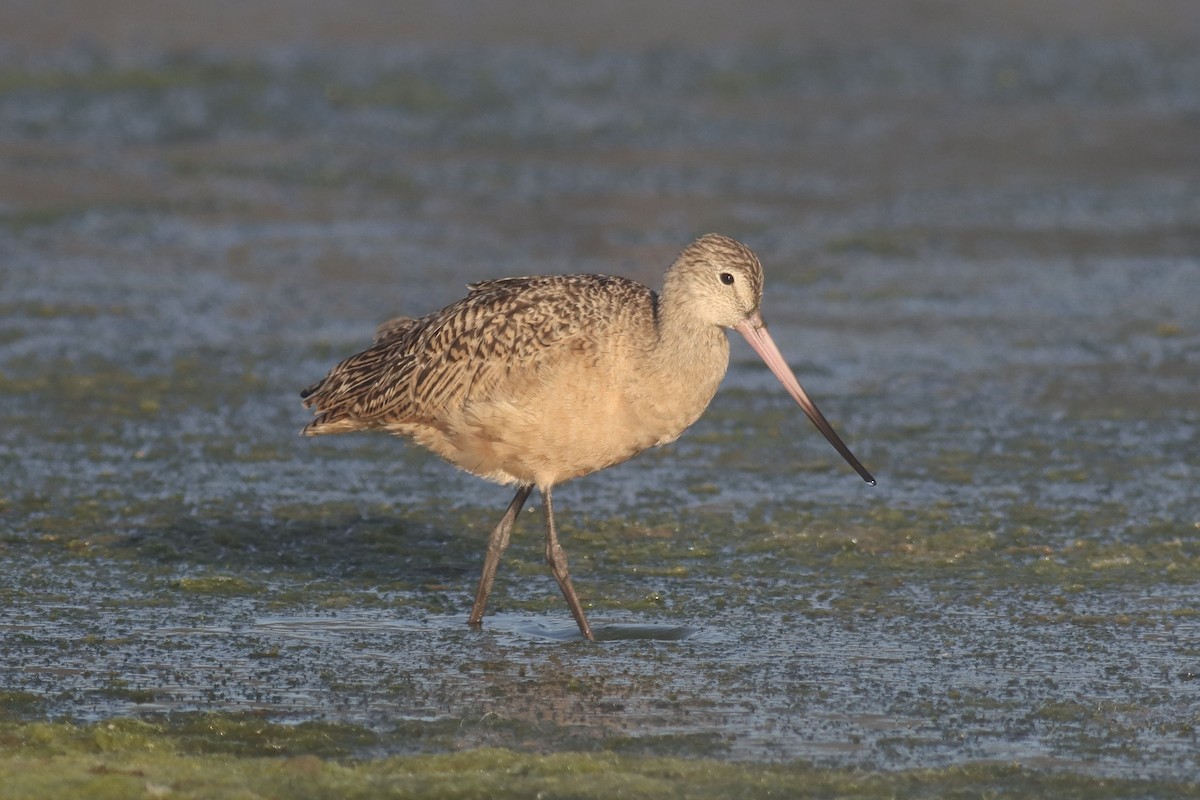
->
2, 3, 1199, 792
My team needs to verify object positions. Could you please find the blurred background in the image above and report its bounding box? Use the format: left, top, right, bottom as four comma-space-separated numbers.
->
2, 0, 1198, 785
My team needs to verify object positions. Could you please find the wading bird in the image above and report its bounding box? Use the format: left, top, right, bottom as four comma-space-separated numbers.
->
301, 234, 873, 640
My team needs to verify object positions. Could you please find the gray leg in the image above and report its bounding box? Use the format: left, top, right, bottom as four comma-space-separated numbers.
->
468, 484, 533, 628
541, 487, 595, 641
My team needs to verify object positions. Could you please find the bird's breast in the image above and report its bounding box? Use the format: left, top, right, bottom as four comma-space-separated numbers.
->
405, 327, 730, 489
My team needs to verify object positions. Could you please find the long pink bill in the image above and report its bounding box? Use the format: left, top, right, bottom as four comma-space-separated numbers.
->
734, 314, 875, 485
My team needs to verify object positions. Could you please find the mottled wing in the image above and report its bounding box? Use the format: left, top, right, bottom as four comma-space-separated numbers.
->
373, 316, 418, 343
301, 275, 654, 435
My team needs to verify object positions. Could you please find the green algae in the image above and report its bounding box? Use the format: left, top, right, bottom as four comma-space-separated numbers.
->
826, 231, 921, 259
325, 73, 453, 113
0, 60, 268, 94
174, 575, 262, 597
1, 718, 1197, 800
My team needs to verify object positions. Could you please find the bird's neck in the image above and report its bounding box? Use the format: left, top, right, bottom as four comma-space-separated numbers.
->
645, 287, 731, 414
655, 277, 728, 357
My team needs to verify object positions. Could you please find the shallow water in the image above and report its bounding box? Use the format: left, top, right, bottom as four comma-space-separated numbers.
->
2, 4, 1199, 790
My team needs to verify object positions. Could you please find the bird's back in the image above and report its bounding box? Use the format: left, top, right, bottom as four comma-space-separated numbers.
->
301, 274, 658, 442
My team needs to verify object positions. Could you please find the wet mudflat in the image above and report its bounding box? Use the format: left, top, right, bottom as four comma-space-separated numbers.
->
2, 3, 1199, 796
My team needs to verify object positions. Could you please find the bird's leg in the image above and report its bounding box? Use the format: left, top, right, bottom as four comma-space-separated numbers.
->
468, 483, 533, 628
541, 487, 595, 641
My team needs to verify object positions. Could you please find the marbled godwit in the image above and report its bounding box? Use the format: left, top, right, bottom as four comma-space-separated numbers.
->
300, 234, 873, 640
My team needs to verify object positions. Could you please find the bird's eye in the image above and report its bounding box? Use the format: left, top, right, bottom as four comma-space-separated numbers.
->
719, 272, 735, 285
